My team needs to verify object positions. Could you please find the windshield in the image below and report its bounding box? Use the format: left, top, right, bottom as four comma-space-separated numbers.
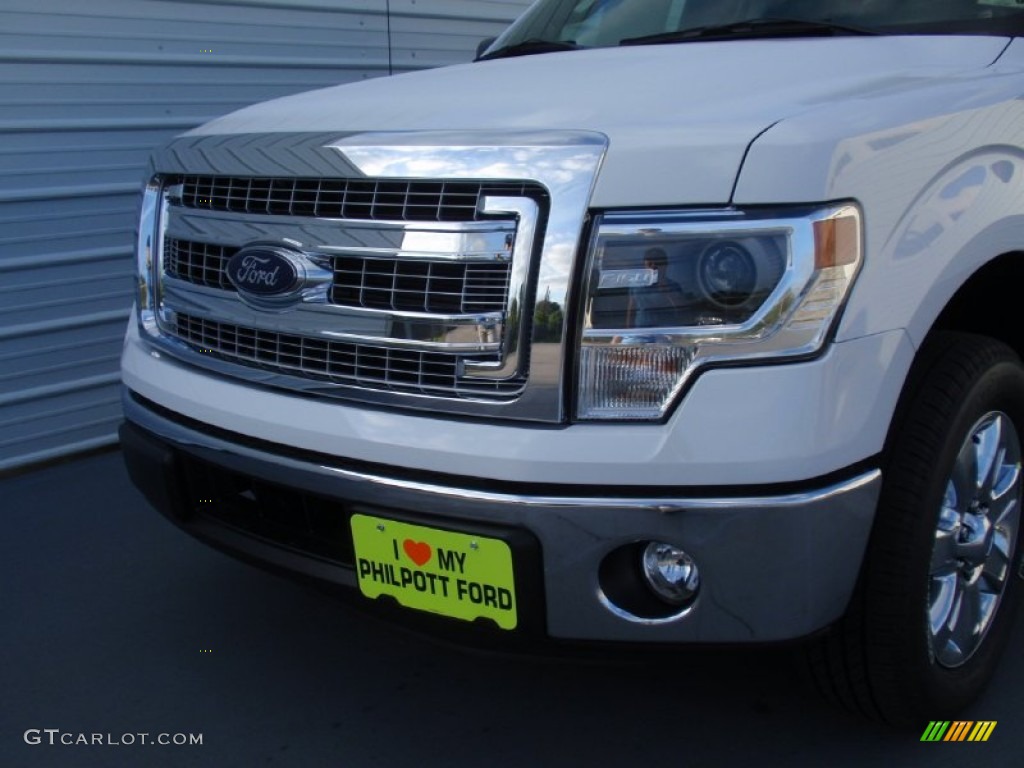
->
484, 0, 1024, 55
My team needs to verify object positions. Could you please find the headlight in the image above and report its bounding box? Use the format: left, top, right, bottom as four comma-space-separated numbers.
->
576, 204, 862, 420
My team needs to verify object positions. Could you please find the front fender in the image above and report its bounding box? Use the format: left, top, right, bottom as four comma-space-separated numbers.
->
733, 72, 1024, 345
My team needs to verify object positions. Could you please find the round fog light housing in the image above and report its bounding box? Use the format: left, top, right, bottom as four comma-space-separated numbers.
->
641, 542, 700, 606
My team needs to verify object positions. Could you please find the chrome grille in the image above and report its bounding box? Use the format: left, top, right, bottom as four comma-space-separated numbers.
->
330, 256, 510, 313
174, 313, 520, 397
163, 237, 513, 314
143, 131, 606, 422
176, 175, 545, 223
164, 239, 235, 291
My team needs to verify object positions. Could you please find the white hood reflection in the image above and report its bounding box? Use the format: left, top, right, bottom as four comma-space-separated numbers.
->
193, 36, 1007, 207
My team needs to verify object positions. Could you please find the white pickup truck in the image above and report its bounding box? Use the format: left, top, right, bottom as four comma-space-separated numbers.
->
120, 0, 1024, 724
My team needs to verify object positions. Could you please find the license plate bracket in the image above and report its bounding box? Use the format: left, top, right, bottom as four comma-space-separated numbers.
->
350, 513, 518, 630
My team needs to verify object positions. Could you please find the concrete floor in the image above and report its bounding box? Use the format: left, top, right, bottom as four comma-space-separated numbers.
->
2, 449, 1021, 767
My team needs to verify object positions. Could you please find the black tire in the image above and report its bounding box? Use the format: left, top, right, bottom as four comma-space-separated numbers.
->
809, 331, 1024, 725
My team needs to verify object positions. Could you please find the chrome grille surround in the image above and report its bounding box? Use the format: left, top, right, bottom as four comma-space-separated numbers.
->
135, 131, 608, 422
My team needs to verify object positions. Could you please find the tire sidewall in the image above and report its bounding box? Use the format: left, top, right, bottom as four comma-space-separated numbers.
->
881, 353, 1024, 718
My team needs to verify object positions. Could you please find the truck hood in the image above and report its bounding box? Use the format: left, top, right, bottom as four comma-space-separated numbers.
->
192, 36, 1008, 206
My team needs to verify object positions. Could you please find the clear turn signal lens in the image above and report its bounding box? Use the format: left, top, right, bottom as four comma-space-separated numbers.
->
577, 343, 694, 420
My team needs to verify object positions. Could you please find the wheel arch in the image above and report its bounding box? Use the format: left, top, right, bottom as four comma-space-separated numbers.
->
930, 250, 1024, 361
881, 250, 1024, 461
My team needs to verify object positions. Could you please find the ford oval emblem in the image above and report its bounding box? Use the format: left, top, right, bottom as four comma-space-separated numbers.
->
226, 246, 301, 299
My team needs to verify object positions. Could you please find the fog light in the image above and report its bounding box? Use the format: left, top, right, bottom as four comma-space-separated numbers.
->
641, 542, 700, 606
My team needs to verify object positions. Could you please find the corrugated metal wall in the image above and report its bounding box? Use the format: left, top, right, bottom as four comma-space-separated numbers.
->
0, 0, 529, 472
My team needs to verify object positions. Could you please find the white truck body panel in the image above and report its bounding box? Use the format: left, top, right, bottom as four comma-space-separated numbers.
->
123, 321, 912, 485
118, 7, 1024, 678
189, 36, 1009, 209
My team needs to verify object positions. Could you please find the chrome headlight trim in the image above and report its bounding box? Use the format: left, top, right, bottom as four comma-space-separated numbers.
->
575, 203, 863, 421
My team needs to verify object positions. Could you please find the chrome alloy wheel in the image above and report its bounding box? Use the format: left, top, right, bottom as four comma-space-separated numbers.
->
929, 411, 1022, 668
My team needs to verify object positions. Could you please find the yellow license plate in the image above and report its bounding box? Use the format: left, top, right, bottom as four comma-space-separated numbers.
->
350, 513, 517, 630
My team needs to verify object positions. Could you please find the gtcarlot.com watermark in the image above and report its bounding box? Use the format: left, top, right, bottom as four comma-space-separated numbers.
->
24, 729, 202, 747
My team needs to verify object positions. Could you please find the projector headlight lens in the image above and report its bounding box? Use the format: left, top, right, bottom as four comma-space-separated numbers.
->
697, 240, 758, 308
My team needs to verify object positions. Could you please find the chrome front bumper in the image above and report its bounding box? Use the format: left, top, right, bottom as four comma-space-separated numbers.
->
121, 388, 880, 644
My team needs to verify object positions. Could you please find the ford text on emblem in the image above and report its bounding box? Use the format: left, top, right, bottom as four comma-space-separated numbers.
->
226, 246, 304, 307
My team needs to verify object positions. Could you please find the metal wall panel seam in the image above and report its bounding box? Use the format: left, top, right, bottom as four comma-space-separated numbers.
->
0, 118, 208, 133
0, 435, 120, 474
96, 0, 388, 13
0, 249, 133, 274
0, 51, 389, 68
0, 311, 131, 341
0, 25, 389, 41
0, 419, 122, 451
0, 351, 123, 374
0, 353, 123, 380
0, 417, 120, 448
3, 161, 141, 173
0, 184, 139, 203
0, 375, 122, 408
0, 403, 123, 437
0, 250, 133, 272
0, 295, 129, 319
389, 0, 532, 22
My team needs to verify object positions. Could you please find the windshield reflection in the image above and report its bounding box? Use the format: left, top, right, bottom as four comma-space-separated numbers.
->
485, 0, 1024, 57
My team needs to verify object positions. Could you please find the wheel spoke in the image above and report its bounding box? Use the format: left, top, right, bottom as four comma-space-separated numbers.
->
929, 572, 958, 636
978, 590, 999, 635
989, 496, 1019, 538
974, 417, 1003, 498
990, 461, 1020, 506
951, 440, 979, 507
930, 526, 959, 573
948, 579, 983, 662
992, 524, 1013, 559
982, 521, 1015, 594
931, 603, 963, 666
944, 475, 959, 509
981, 541, 1010, 592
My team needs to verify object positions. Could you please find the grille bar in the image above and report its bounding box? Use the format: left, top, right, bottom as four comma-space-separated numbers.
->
172, 314, 521, 398
164, 239, 236, 291
164, 238, 512, 314
176, 175, 545, 223
330, 256, 510, 313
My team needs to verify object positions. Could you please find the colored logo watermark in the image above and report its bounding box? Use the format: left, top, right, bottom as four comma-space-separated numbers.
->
920, 721, 996, 742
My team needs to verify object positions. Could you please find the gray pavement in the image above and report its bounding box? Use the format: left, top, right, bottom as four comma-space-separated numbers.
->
2, 449, 1020, 767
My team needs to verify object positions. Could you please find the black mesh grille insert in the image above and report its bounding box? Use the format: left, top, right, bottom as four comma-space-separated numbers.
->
180, 452, 355, 567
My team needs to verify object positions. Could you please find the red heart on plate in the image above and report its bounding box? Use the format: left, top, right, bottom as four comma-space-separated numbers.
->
403, 539, 432, 567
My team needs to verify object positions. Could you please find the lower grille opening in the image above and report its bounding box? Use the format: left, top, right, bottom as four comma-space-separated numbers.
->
180, 453, 355, 567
